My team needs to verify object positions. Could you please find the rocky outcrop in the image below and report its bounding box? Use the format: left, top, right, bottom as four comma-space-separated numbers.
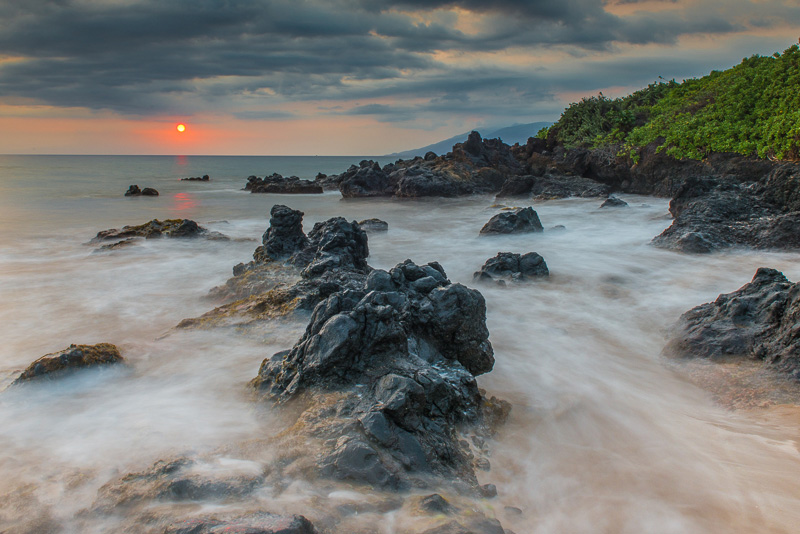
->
650, 177, 800, 253
357, 218, 389, 233
90, 219, 228, 245
125, 185, 159, 196
181, 175, 210, 181
336, 132, 520, 198
12, 343, 123, 384
479, 207, 543, 235
246, 174, 323, 194
664, 268, 800, 380
251, 259, 508, 490
253, 205, 309, 262
473, 252, 548, 284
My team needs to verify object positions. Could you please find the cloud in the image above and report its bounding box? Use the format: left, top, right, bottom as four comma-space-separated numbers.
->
0, 0, 797, 125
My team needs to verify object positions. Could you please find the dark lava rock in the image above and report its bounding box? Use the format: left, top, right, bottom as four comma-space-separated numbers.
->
600, 196, 628, 208
124, 185, 159, 196
246, 173, 323, 194
12, 343, 122, 384
181, 175, 210, 181
473, 252, 548, 284
254, 205, 309, 262
357, 218, 389, 233
335, 132, 521, 198
421, 518, 505, 534
479, 207, 543, 235
251, 258, 507, 490
165, 513, 316, 534
664, 268, 800, 379
91, 219, 228, 243
651, 177, 786, 253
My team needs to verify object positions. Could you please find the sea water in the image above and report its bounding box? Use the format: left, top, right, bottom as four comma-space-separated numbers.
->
1, 155, 799, 533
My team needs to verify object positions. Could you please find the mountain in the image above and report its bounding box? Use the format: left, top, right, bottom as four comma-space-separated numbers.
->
385, 121, 552, 158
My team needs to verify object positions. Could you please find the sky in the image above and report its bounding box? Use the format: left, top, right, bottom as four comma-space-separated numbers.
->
0, 0, 798, 155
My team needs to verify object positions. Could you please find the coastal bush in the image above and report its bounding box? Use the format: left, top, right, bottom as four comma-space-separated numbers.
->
546, 43, 800, 161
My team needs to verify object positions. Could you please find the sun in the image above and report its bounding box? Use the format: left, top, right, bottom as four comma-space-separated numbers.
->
176, 124, 186, 133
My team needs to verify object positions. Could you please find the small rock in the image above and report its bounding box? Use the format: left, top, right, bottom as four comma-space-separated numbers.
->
479, 207, 543, 235
480, 483, 498, 498
600, 196, 627, 208
357, 218, 389, 233
12, 343, 123, 384
473, 252, 548, 283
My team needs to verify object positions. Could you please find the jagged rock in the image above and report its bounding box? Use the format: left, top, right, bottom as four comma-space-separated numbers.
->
255, 205, 309, 262
651, 177, 784, 253
479, 207, 543, 235
165, 514, 316, 534
664, 268, 800, 379
12, 343, 123, 384
246, 174, 323, 194
421, 518, 505, 534
251, 259, 506, 490
335, 133, 521, 198
357, 218, 389, 233
473, 252, 548, 284
90, 219, 228, 243
181, 175, 210, 181
600, 196, 628, 208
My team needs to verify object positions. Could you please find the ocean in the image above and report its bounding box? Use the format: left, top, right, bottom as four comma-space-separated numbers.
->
1, 155, 800, 533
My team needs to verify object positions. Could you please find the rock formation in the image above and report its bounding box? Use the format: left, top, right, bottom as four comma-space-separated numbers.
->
479, 207, 543, 235
246, 174, 323, 194
12, 343, 123, 384
125, 185, 159, 196
473, 252, 549, 284
664, 268, 800, 379
90, 219, 228, 246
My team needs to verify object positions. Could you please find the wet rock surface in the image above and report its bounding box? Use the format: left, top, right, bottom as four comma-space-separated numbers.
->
251, 258, 508, 490
496, 174, 610, 200
125, 184, 159, 196
650, 176, 800, 253
600, 196, 628, 208
479, 207, 543, 235
91, 219, 229, 245
165, 513, 317, 534
664, 268, 800, 380
357, 218, 389, 233
246, 174, 324, 194
474, 252, 548, 284
181, 175, 210, 181
12, 343, 123, 384
336, 132, 520, 198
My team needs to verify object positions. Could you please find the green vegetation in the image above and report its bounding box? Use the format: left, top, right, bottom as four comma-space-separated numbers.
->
542, 43, 800, 161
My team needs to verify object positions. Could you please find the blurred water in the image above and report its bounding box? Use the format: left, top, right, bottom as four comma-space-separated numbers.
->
1, 156, 800, 533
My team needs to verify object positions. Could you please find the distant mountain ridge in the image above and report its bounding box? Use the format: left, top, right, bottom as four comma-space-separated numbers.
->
385, 121, 552, 158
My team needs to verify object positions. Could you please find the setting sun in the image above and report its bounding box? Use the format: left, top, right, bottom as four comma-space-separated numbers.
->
176, 123, 186, 132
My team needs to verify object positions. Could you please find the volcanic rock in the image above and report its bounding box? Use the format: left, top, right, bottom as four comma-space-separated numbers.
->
181, 175, 210, 181
600, 196, 628, 208
246, 174, 323, 194
91, 219, 228, 243
479, 207, 543, 235
473, 252, 548, 284
251, 259, 507, 490
124, 184, 159, 196
165, 514, 316, 534
357, 218, 389, 233
12, 343, 123, 384
664, 268, 800, 379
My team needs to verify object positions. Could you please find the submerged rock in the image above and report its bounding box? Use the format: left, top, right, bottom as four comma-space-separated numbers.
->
246, 173, 323, 194
664, 268, 800, 380
357, 218, 389, 233
479, 207, 543, 235
473, 252, 548, 284
600, 196, 628, 208
12, 343, 123, 384
181, 175, 210, 181
165, 514, 316, 534
124, 184, 159, 196
251, 259, 507, 490
90, 219, 228, 244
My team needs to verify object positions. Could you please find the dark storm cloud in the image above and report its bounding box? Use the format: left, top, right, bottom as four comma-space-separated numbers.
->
0, 0, 796, 119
